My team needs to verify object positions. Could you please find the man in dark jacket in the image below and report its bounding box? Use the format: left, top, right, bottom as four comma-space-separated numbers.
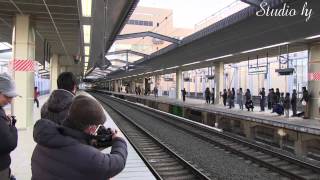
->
0, 74, 18, 180
41, 72, 76, 124
291, 89, 297, 117
301, 87, 309, 119
259, 88, 266, 112
211, 88, 215, 104
205, 87, 210, 104
32, 95, 128, 180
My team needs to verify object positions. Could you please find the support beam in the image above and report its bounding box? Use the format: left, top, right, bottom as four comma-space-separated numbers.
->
107, 49, 148, 58
0, 48, 12, 53
115, 31, 181, 44
109, 59, 128, 64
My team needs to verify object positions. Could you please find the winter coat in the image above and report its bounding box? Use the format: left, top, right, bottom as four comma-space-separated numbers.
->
283, 96, 290, 109
41, 89, 74, 125
205, 89, 210, 97
31, 119, 128, 180
245, 92, 251, 101
0, 107, 17, 170
291, 92, 297, 105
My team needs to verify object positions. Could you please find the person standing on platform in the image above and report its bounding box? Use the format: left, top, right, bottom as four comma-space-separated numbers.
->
137, 86, 141, 95
41, 72, 77, 125
181, 88, 187, 102
237, 88, 243, 110
0, 73, 18, 180
284, 92, 290, 118
267, 89, 272, 110
34, 86, 40, 108
205, 87, 210, 104
301, 87, 309, 119
227, 89, 232, 109
32, 95, 128, 179
259, 88, 266, 112
231, 88, 235, 108
153, 86, 158, 99
222, 89, 227, 107
291, 89, 297, 117
275, 88, 280, 104
271, 88, 277, 113
245, 89, 254, 111
211, 88, 215, 104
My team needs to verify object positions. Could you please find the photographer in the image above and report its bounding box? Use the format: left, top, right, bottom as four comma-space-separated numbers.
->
0, 74, 18, 180
32, 95, 128, 180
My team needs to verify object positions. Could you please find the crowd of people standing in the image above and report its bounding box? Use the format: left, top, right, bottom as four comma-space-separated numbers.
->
202, 86, 310, 119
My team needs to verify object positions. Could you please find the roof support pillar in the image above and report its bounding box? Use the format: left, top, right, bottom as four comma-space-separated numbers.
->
214, 62, 224, 104
11, 14, 35, 129
50, 54, 60, 91
307, 44, 320, 119
176, 69, 182, 100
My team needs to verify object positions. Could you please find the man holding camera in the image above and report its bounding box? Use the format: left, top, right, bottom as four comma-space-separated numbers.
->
32, 95, 128, 179
0, 74, 18, 180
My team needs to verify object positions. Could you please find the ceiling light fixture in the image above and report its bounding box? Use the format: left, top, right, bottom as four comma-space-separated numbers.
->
83, 25, 91, 44
81, 0, 92, 17
84, 46, 90, 56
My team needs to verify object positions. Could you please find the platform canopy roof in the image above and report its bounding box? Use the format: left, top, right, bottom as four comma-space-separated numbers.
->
0, 0, 139, 77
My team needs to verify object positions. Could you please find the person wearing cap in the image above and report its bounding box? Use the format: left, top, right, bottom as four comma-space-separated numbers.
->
41, 72, 77, 124
32, 95, 128, 179
0, 73, 18, 180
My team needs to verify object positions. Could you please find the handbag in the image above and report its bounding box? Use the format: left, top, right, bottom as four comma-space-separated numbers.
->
302, 100, 306, 106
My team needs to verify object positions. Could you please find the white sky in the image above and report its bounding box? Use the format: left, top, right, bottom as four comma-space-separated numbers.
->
138, 0, 239, 28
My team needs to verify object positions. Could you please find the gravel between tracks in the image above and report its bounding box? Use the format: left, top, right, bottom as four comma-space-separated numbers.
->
99, 95, 286, 180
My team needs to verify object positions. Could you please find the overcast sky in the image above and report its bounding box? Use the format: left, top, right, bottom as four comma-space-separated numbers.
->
138, 0, 238, 28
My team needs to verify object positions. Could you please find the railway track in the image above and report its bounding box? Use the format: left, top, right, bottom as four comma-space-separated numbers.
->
93, 93, 210, 180
92, 91, 320, 180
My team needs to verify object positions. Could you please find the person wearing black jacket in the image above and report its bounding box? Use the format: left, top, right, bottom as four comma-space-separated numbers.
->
275, 88, 280, 104
0, 74, 18, 180
222, 89, 227, 106
259, 88, 266, 112
181, 88, 187, 102
41, 72, 76, 125
205, 87, 210, 104
267, 89, 272, 110
301, 87, 309, 119
32, 95, 128, 180
211, 88, 215, 104
291, 89, 297, 117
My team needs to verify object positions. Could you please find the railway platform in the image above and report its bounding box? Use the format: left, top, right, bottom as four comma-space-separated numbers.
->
97, 90, 320, 160
10, 91, 155, 180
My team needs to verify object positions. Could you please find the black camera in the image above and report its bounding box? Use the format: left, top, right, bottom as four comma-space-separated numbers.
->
92, 125, 113, 148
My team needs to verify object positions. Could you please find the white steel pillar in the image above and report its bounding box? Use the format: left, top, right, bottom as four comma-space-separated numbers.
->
308, 44, 320, 119
176, 69, 182, 100
214, 62, 224, 104
11, 15, 35, 128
